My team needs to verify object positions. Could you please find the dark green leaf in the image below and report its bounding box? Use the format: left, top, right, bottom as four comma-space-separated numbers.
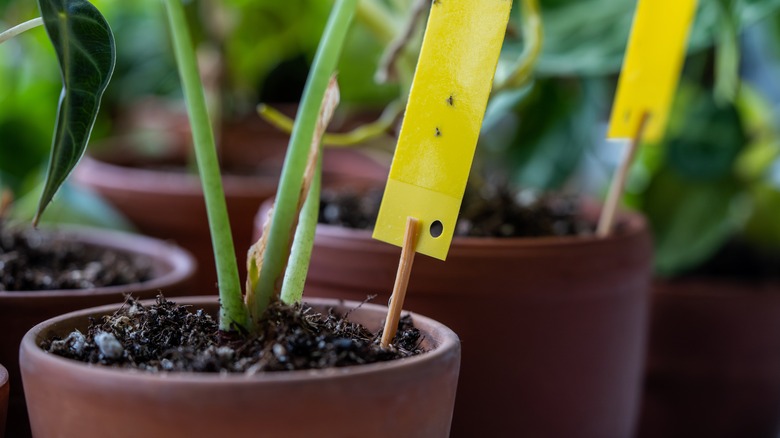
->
642, 169, 744, 276
479, 78, 604, 190
743, 183, 780, 250
665, 86, 746, 182
35, 0, 115, 224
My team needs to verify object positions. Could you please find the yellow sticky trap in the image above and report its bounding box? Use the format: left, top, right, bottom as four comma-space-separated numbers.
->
608, 0, 698, 142
373, 0, 512, 260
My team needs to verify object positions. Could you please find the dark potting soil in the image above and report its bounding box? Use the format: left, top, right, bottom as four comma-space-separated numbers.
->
320, 185, 594, 238
0, 223, 154, 291
43, 296, 424, 373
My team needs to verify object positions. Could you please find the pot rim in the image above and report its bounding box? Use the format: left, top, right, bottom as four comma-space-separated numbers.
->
256, 195, 648, 253
0, 226, 195, 299
20, 296, 460, 384
74, 155, 277, 197
317, 215, 644, 247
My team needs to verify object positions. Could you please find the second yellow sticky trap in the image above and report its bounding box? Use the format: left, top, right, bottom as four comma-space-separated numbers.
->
608, 0, 698, 142
373, 0, 512, 260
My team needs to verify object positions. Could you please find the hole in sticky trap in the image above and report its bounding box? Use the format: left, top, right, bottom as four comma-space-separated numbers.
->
430, 220, 443, 238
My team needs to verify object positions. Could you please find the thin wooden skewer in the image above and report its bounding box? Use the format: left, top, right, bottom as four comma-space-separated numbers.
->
381, 216, 420, 348
596, 111, 651, 237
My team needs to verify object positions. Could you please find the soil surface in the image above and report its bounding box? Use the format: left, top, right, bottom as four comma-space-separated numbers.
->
319, 184, 594, 238
44, 296, 424, 373
0, 223, 153, 291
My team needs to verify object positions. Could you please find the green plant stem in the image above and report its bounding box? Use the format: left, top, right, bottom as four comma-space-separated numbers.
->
251, 0, 357, 322
356, 0, 397, 45
493, 0, 543, 94
256, 99, 402, 147
163, 0, 248, 331
389, 0, 409, 13
0, 17, 43, 45
714, 0, 739, 104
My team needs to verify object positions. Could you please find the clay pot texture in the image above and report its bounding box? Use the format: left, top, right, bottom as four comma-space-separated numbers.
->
0, 363, 8, 438
257, 201, 653, 437
1, 228, 196, 438
639, 278, 780, 438
20, 296, 460, 437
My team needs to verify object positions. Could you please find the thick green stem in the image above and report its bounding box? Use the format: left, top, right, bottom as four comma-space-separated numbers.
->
0, 17, 43, 45
162, 0, 248, 331
251, 0, 357, 322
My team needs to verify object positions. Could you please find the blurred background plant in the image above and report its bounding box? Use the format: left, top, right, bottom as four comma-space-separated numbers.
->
621, 5, 780, 278
3, 0, 780, 276
342, 0, 780, 280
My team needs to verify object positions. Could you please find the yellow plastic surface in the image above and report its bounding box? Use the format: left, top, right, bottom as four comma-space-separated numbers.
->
608, 0, 698, 142
373, 0, 512, 260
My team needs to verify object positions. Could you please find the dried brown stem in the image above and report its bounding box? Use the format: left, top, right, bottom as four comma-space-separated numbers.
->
375, 0, 427, 84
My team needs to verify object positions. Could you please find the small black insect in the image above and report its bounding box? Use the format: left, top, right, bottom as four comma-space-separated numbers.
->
435, 127, 442, 137
446, 95, 454, 106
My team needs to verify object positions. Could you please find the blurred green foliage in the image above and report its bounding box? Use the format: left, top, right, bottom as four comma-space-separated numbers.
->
223, 0, 397, 106
627, 79, 780, 276
4, 0, 780, 272
537, 0, 780, 75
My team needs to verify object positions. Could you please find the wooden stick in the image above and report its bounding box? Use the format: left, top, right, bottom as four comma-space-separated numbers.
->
596, 112, 651, 237
381, 216, 420, 348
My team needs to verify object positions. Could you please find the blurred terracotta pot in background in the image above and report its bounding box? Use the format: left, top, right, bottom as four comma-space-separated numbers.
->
640, 278, 780, 438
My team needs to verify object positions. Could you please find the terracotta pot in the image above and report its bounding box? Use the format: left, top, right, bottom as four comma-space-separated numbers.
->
256, 200, 653, 437
1, 227, 196, 438
73, 115, 388, 290
20, 296, 460, 437
639, 278, 780, 438
0, 364, 8, 438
